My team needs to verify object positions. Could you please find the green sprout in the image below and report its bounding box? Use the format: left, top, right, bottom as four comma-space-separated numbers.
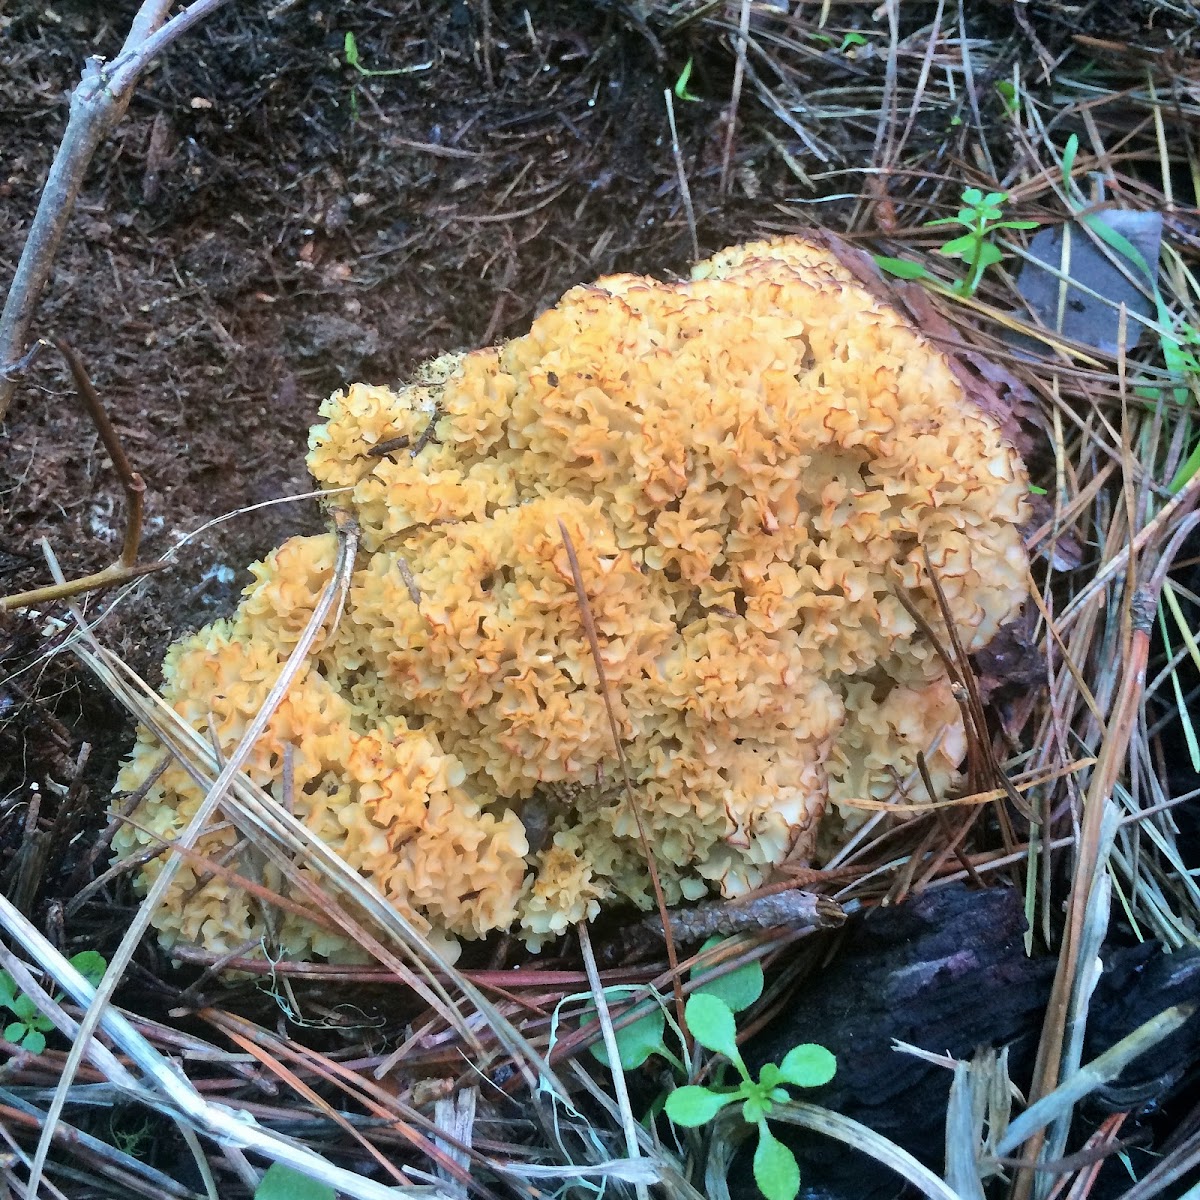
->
995, 79, 1020, 116
665, 993, 836, 1200
342, 31, 422, 78
674, 56, 701, 102
341, 32, 432, 119
927, 187, 1038, 296
0, 951, 106, 1054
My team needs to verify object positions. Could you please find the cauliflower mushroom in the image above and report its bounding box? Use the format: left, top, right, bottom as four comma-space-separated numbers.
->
113, 237, 1030, 958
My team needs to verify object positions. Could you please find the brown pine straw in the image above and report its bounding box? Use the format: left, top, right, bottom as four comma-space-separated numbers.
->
558, 520, 689, 1038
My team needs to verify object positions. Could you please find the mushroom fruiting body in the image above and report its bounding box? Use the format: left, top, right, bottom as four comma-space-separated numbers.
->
113, 238, 1030, 958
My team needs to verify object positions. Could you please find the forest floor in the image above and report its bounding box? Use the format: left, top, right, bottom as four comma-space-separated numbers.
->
2, 2, 1200, 1199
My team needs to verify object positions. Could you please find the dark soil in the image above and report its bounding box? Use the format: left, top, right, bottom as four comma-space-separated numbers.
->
0, 0, 798, 825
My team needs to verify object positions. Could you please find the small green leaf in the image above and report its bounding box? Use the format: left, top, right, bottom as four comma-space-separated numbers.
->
873, 256, 932, 281
343, 31, 360, 69
996, 220, 1039, 230
743, 1093, 768, 1123
691, 937, 764, 1013
0, 972, 16, 1010
962, 187, 984, 206
1028, 483, 1047, 495
1080, 213, 1154, 278
665, 1085, 738, 1127
838, 32, 867, 51
4, 1021, 26, 1045
754, 1123, 801, 1200
582, 999, 667, 1070
982, 191, 1008, 206
778, 1043, 837, 1088
938, 234, 978, 258
20, 1029, 47, 1055
759, 1062, 782, 1088
674, 57, 700, 102
12, 995, 38, 1023
684, 993, 740, 1061
69, 951, 107, 988
974, 242, 1004, 269
255, 1162, 336, 1200
1061, 133, 1079, 184
925, 216, 964, 228
1169, 442, 1200, 494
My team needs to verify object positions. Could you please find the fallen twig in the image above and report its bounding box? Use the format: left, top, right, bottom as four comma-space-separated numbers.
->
0, 339, 166, 613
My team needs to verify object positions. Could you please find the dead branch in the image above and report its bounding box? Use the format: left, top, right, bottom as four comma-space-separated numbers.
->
0, 340, 166, 613
0, 0, 235, 423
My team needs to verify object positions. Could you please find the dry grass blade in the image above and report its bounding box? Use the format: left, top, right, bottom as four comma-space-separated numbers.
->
996, 1002, 1196, 1159
577, 921, 651, 1200
0, 895, 447, 1200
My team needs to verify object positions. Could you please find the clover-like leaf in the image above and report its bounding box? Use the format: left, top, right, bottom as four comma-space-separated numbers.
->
12, 994, 39, 1023
962, 187, 984, 206
778, 1043, 837, 1088
754, 1122, 801, 1200
0, 971, 17, 1010
69, 951, 107, 988
4, 1021, 25, 1045
664, 1085, 738, 1127
690, 937, 764, 1014
684, 993, 740, 1063
20, 1028, 47, 1055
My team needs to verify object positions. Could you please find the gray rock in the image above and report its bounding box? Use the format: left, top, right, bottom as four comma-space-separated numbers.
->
1013, 209, 1162, 356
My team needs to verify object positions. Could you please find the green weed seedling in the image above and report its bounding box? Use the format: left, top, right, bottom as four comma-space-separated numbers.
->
341, 32, 432, 119
0, 951, 106, 1054
875, 187, 1037, 297
665, 993, 836, 1200
575, 939, 835, 1200
926, 188, 1038, 297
